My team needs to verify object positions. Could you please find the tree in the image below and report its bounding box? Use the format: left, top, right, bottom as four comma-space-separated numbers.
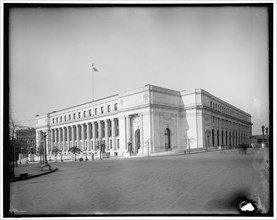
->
97, 140, 105, 160
38, 145, 45, 163
69, 146, 81, 161
51, 147, 61, 163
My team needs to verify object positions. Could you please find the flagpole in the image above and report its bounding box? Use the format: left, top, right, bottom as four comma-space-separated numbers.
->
92, 68, 94, 101
91, 63, 98, 102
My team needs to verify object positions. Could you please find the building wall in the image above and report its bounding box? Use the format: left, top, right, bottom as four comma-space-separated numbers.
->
35, 85, 252, 157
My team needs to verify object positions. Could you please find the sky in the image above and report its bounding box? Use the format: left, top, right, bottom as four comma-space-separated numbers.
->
8, 5, 270, 135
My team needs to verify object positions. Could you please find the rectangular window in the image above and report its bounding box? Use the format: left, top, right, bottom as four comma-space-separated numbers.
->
73, 113, 76, 120
69, 114, 71, 120
114, 103, 118, 111
116, 120, 119, 136
78, 112, 81, 118
95, 108, 98, 115
89, 109, 92, 116
83, 111, 86, 117
52, 118, 54, 124
101, 106, 104, 114
107, 105, 110, 112
64, 115, 66, 121
56, 117, 58, 123
60, 116, 62, 122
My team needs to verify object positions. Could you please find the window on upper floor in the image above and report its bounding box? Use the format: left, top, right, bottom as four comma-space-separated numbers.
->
56, 117, 58, 123
89, 109, 92, 116
101, 106, 104, 114
114, 103, 118, 111
107, 105, 111, 112
83, 111, 86, 117
95, 108, 98, 115
69, 114, 71, 120
60, 116, 62, 122
64, 115, 66, 121
52, 118, 54, 124
78, 112, 81, 118
73, 113, 76, 120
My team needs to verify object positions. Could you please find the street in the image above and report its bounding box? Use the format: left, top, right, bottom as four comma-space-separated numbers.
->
10, 148, 269, 215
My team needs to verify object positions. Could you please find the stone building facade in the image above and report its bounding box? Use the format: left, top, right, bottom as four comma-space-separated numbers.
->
16, 128, 36, 153
35, 85, 252, 157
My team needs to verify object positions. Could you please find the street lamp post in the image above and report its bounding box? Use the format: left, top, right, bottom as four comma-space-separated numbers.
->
261, 125, 265, 148
43, 132, 48, 164
61, 149, 63, 162
20, 147, 23, 164
85, 147, 88, 161
261, 125, 265, 143
265, 127, 269, 145
26, 146, 28, 164
188, 139, 191, 154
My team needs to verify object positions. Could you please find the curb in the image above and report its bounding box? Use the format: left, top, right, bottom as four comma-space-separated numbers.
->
10, 168, 58, 182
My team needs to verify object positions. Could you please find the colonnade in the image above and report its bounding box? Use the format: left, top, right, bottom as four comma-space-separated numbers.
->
50, 118, 119, 153
209, 129, 248, 147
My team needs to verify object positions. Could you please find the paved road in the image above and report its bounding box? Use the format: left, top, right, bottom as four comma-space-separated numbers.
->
10, 149, 269, 215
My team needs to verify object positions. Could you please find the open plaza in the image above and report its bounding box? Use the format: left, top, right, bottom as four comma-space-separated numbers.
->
10, 148, 269, 216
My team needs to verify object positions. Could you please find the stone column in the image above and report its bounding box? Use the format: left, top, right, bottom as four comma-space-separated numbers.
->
111, 118, 116, 150
67, 126, 70, 151
63, 127, 66, 151
105, 120, 109, 150
139, 114, 144, 153
51, 129, 54, 151
126, 115, 131, 143
76, 124, 80, 148
82, 123, 85, 151
55, 128, 58, 149
72, 126, 75, 147
87, 122, 90, 151
60, 128, 63, 150
93, 122, 96, 151
98, 121, 102, 140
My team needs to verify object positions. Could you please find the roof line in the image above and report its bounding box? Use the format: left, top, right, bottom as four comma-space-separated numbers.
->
50, 94, 119, 114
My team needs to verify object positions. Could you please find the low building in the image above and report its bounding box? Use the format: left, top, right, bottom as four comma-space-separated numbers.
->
250, 135, 268, 148
16, 128, 36, 153
35, 85, 252, 157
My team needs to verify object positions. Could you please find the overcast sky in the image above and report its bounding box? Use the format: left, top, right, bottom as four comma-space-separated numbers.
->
9, 6, 270, 135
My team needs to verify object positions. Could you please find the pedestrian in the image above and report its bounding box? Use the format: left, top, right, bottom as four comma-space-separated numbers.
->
91, 152, 94, 160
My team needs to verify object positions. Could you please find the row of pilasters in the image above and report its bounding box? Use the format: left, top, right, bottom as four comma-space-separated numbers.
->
210, 129, 247, 147
50, 118, 118, 152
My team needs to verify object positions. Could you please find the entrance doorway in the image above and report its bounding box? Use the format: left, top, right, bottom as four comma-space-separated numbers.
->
165, 128, 171, 151
135, 129, 140, 153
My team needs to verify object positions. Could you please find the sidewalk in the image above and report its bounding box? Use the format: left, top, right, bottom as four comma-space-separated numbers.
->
10, 162, 58, 182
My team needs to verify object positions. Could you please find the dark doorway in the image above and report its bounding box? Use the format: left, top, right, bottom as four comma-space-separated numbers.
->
165, 128, 171, 151
135, 129, 140, 153
212, 129, 215, 146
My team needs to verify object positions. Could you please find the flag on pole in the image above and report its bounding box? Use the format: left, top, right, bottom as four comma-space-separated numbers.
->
92, 63, 99, 72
